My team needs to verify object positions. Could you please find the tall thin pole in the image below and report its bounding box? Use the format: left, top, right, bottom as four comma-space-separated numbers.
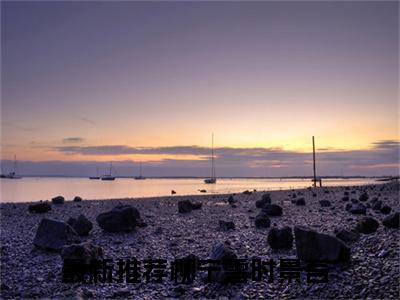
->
312, 136, 316, 187
211, 133, 214, 178
139, 161, 142, 177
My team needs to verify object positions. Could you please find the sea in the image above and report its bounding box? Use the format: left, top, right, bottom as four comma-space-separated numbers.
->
0, 177, 381, 203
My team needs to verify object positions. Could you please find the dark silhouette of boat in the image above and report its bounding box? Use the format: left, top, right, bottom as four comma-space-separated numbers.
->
1, 155, 22, 179
134, 161, 146, 180
89, 167, 100, 180
101, 162, 115, 181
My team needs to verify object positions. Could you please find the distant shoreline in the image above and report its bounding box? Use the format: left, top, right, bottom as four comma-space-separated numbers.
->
1, 175, 397, 179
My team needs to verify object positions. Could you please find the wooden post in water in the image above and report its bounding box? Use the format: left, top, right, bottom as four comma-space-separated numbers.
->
312, 136, 317, 187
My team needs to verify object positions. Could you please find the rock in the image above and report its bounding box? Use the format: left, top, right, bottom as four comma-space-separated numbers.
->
319, 200, 331, 207
380, 206, 391, 215
256, 193, 271, 208
345, 203, 352, 211
191, 202, 202, 210
342, 196, 349, 202
154, 227, 163, 235
178, 200, 193, 213
219, 220, 235, 231
335, 229, 360, 244
113, 288, 131, 298
355, 217, 379, 234
34, 218, 79, 251
255, 212, 271, 228
28, 201, 51, 213
228, 195, 236, 205
372, 200, 382, 210
68, 214, 93, 236
267, 226, 293, 250
382, 212, 399, 229
73, 196, 82, 202
61, 242, 103, 264
295, 198, 305, 206
262, 204, 283, 216
96, 204, 143, 232
199, 189, 207, 193
255, 195, 271, 208
378, 249, 390, 258
294, 226, 350, 263
209, 241, 237, 283
349, 203, 366, 215
171, 190, 176, 195
359, 192, 369, 202
51, 196, 65, 205
351, 198, 359, 204
243, 190, 252, 195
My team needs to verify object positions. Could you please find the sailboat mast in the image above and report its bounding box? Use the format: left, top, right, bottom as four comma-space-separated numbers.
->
211, 133, 215, 178
139, 161, 142, 177
312, 136, 316, 187
14, 155, 17, 173
109, 161, 112, 176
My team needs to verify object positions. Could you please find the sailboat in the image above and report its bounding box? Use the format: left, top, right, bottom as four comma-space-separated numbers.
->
134, 161, 146, 180
101, 162, 116, 181
89, 167, 100, 180
204, 133, 216, 184
3, 155, 22, 179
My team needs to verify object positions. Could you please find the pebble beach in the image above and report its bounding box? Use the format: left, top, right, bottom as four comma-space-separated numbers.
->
0, 182, 399, 299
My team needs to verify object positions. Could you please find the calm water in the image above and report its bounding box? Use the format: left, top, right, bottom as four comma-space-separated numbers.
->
0, 177, 380, 203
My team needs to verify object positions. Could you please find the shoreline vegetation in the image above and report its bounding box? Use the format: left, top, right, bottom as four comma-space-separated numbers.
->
0, 182, 399, 299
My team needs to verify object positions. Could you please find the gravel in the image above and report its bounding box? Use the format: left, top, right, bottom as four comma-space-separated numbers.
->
0, 181, 399, 299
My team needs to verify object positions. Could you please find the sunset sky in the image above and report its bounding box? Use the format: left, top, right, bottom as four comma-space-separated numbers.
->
1, 1, 399, 176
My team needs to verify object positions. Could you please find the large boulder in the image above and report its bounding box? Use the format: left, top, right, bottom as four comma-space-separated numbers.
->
178, 200, 192, 213
294, 226, 350, 263
262, 204, 283, 217
255, 212, 271, 229
96, 204, 143, 232
335, 229, 360, 244
349, 203, 366, 215
382, 212, 399, 229
355, 217, 379, 234
73, 196, 82, 202
52, 196, 65, 205
28, 201, 51, 213
67, 214, 93, 236
34, 218, 79, 251
209, 241, 238, 283
256, 194, 271, 208
267, 226, 293, 250
61, 242, 103, 264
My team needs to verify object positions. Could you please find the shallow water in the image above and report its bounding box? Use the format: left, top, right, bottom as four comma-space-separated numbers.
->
0, 177, 380, 203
